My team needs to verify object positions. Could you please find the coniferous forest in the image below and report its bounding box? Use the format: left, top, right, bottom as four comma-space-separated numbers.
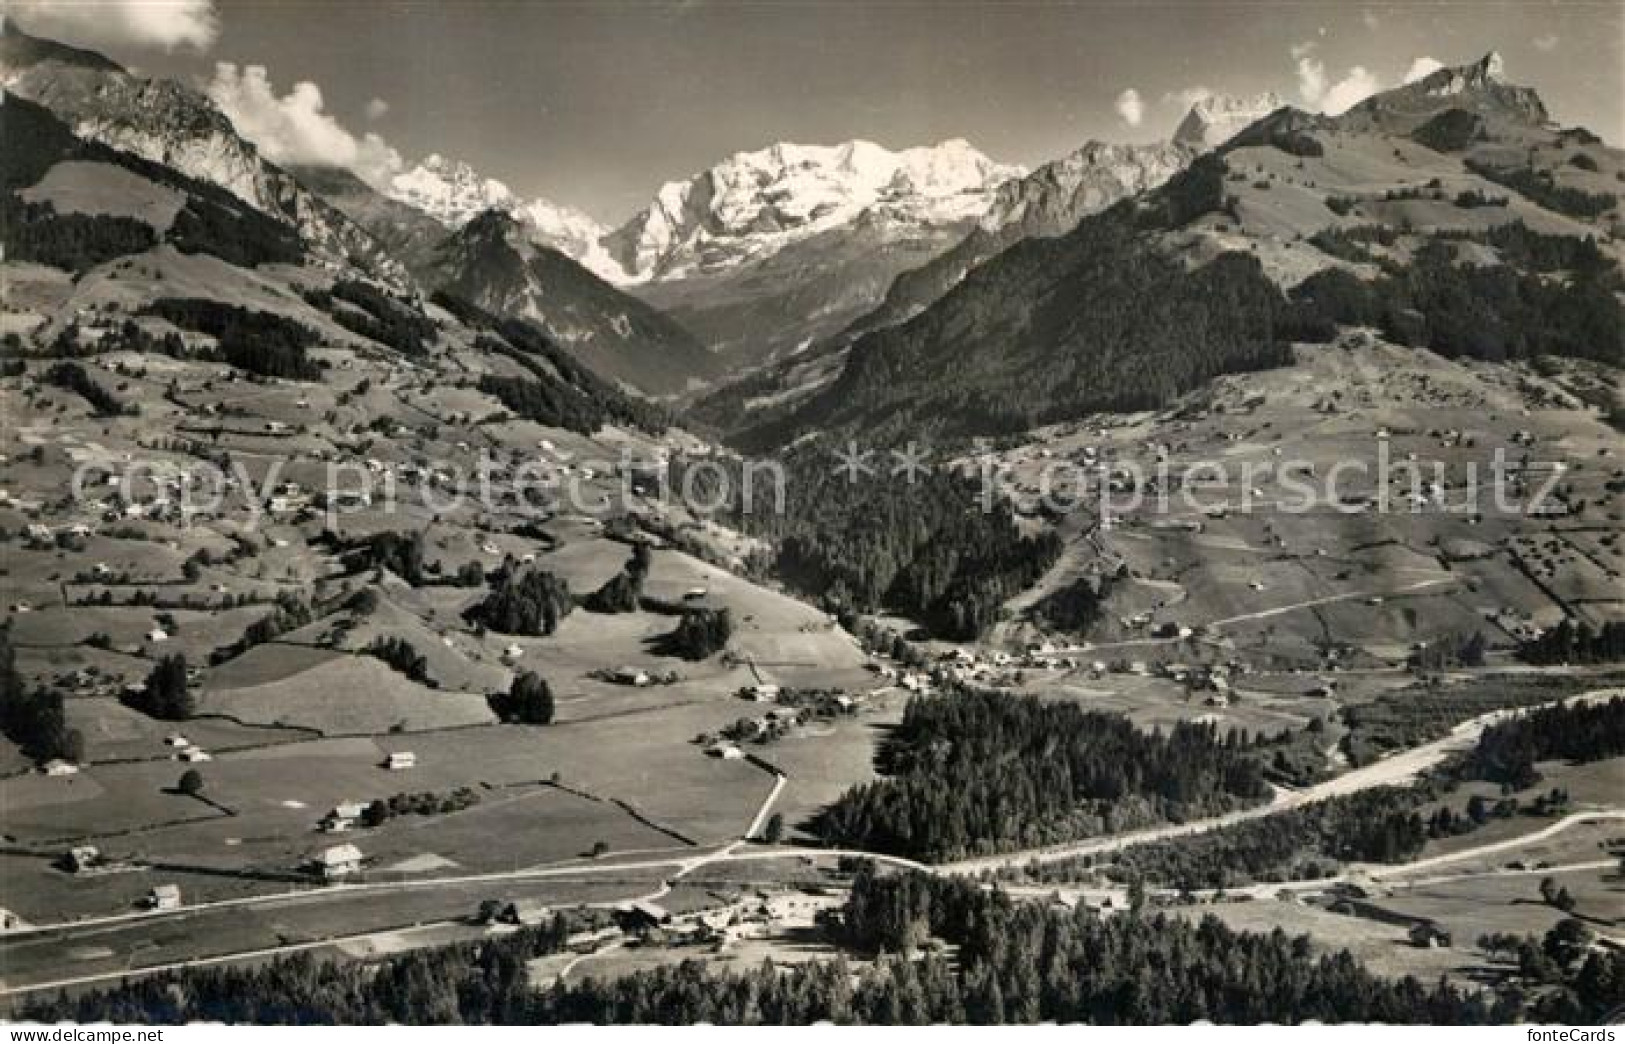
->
710, 455, 1062, 640
32, 867, 1608, 1025
814, 691, 1270, 860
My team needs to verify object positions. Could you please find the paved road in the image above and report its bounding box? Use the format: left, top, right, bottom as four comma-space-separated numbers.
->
940, 687, 1621, 875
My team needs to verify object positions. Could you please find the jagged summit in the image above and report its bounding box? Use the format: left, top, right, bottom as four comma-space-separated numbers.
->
1338, 51, 1549, 135
1172, 92, 1287, 150
383, 154, 619, 279
386, 153, 518, 226
602, 138, 1023, 282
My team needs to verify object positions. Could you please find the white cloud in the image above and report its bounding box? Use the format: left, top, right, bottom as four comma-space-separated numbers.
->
1114, 87, 1145, 127
1295, 52, 1328, 104
1532, 33, 1559, 52
1321, 66, 1380, 114
7, 0, 218, 52
365, 98, 390, 122
1292, 42, 1382, 116
1403, 56, 1444, 84
207, 63, 402, 187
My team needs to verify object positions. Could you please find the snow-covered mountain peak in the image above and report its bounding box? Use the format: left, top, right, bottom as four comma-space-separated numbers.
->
385, 155, 518, 227
382, 153, 618, 279
604, 138, 1022, 282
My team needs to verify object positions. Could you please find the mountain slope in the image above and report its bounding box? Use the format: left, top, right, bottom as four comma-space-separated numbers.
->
688, 96, 1274, 435
3, 89, 308, 275
0, 24, 401, 283
605, 138, 1022, 366
1338, 52, 1549, 138
288, 163, 448, 272
725, 53, 1622, 450
423, 210, 719, 396
836, 140, 1195, 345
382, 154, 620, 279
1172, 91, 1286, 150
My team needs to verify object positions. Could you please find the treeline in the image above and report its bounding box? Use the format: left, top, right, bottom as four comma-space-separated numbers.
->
167, 197, 303, 268
210, 592, 313, 666
45, 361, 130, 416
342, 530, 428, 585
1100, 785, 1437, 889
2, 94, 302, 273
1340, 677, 1590, 766
124, 655, 194, 720
432, 293, 667, 434
144, 298, 321, 380
363, 637, 431, 684
814, 690, 1269, 861
1031, 573, 1115, 635
1456, 695, 1625, 787
711, 456, 1060, 640
1482, 220, 1614, 277
0, 626, 82, 763
0, 195, 155, 273
18, 919, 575, 1024
1410, 108, 1484, 152
21, 868, 1519, 1025
467, 568, 573, 636
1076, 696, 1625, 889
359, 787, 480, 826
1519, 619, 1625, 665
1284, 240, 1622, 367
488, 671, 554, 724
477, 373, 621, 438
767, 212, 1294, 446
1465, 160, 1618, 220
43, 318, 187, 361
306, 279, 437, 356
655, 607, 733, 661
583, 544, 650, 613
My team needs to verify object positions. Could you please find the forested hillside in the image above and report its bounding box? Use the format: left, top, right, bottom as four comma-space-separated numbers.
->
814, 691, 1270, 860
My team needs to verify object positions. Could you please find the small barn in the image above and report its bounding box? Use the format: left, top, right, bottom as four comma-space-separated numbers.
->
316, 843, 364, 880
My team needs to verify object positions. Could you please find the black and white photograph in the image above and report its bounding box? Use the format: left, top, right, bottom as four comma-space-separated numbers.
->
0, 0, 1622, 1030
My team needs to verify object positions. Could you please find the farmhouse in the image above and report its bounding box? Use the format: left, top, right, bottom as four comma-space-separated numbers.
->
615, 900, 670, 933
41, 760, 79, 776
321, 801, 367, 833
316, 844, 364, 880
706, 743, 746, 760
609, 666, 651, 687
63, 845, 101, 873
1408, 923, 1453, 949
385, 751, 417, 771
148, 884, 181, 910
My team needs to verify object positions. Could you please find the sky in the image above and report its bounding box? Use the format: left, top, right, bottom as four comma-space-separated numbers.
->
9, 0, 1623, 224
